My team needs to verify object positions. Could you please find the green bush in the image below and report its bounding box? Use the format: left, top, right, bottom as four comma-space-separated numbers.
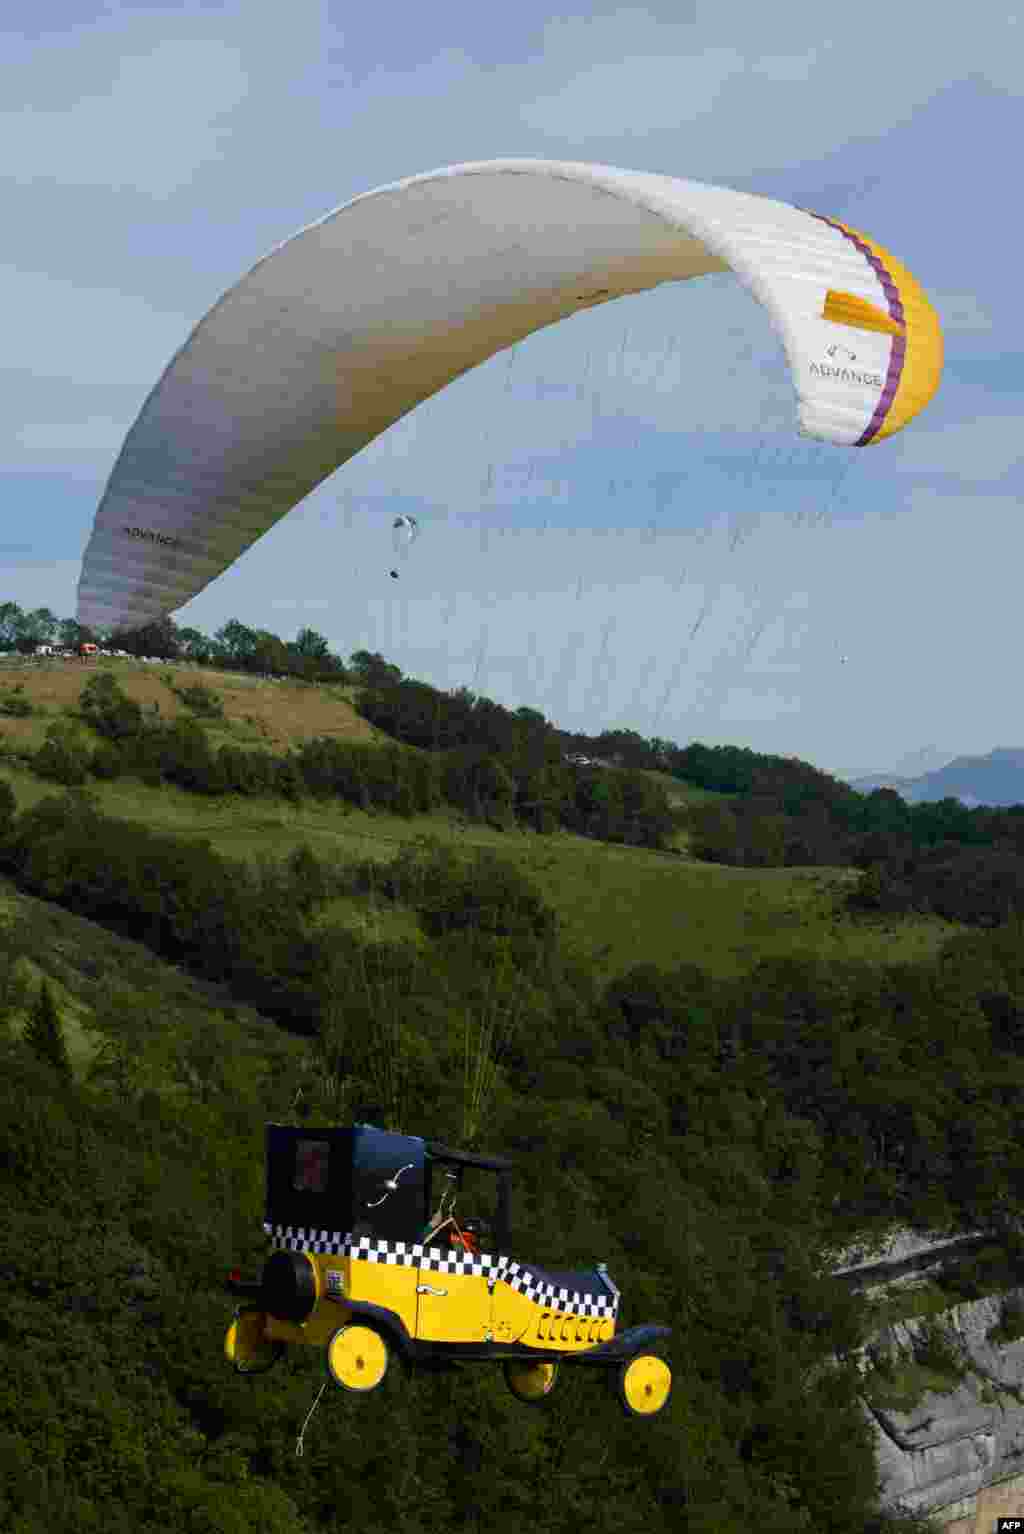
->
78, 673, 144, 741
168, 680, 224, 719
22, 978, 72, 1083
273, 753, 304, 802
395, 840, 558, 945
0, 776, 15, 841
90, 741, 124, 780
217, 743, 274, 795
993, 1294, 1024, 1344
158, 716, 223, 794
34, 721, 91, 786
0, 683, 34, 717
284, 843, 330, 913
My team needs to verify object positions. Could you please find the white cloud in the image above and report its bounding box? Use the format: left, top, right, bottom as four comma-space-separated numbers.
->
1, 264, 187, 479
717, 685, 803, 722
930, 293, 993, 333
519, 4, 1022, 176
0, 264, 186, 390
16, 417, 125, 468
0, 1, 334, 204
521, 46, 749, 140
894, 415, 1024, 484
0, 560, 84, 617
0, 37, 249, 196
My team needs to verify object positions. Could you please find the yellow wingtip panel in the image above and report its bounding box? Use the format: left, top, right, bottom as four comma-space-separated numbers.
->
824, 216, 944, 443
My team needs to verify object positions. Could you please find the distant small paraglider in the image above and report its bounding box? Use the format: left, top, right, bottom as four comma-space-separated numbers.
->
390, 514, 419, 580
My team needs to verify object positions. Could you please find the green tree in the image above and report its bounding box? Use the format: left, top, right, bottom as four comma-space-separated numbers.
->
213, 618, 260, 669
34, 719, 91, 786
250, 629, 290, 675
471, 754, 517, 825
516, 762, 566, 833
79, 672, 144, 741
18, 606, 61, 646
0, 939, 31, 1030
744, 812, 788, 867
349, 648, 403, 687
23, 977, 72, 1082
0, 599, 25, 648
689, 800, 741, 863
285, 842, 330, 914
0, 779, 16, 840
168, 679, 224, 720
157, 715, 222, 792
109, 615, 180, 659
0, 682, 34, 717
58, 617, 86, 650
175, 625, 214, 662
291, 626, 330, 660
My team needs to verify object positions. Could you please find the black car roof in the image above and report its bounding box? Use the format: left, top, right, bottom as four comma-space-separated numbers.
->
425, 1138, 514, 1173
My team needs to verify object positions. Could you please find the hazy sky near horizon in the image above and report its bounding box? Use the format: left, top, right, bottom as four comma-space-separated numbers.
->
3, 1, 1021, 776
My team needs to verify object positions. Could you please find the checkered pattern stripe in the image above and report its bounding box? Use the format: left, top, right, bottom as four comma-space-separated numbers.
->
263, 1224, 620, 1319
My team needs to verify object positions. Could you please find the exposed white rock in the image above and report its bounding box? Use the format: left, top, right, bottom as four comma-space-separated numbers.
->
857, 1293, 1024, 1514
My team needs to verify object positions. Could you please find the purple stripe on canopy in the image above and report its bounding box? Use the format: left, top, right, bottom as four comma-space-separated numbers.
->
811, 212, 906, 446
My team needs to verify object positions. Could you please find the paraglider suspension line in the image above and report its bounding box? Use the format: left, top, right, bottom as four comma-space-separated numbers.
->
296, 1383, 327, 1458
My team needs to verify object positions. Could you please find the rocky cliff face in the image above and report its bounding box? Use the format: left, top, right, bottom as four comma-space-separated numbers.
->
828, 1228, 1024, 1522
863, 1295, 1024, 1516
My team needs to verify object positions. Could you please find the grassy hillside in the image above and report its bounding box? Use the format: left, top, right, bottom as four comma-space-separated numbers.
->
0, 658, 965, 982
0, 867, 307, 1087
636, 766, 725, 809
0, 654, 386, 756
0, 752, 961, 983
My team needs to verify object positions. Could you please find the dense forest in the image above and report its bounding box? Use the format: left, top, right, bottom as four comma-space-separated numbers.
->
2, 599, 1024, 1532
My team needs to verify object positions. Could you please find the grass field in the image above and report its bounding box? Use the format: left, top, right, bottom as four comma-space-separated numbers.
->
0, 742, 962, 983
637, 766, 724, 808
1, 655, 966, 981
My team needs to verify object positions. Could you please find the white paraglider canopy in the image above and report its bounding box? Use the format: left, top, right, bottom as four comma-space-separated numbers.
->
77, 158, 943, 632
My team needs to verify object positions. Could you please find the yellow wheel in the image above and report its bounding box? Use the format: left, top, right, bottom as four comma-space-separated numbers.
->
614, 1353, 672, 1418
224, 1310, 283, 1374
326, 1324, 389, 1393
503, 1358, 559, 1406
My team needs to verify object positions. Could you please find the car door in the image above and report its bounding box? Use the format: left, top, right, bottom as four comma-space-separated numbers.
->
415, 1236, 492, 1344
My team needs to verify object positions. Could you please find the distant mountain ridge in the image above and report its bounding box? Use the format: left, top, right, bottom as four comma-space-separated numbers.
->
835, 745, 955, 784
846, 746, 1024, 808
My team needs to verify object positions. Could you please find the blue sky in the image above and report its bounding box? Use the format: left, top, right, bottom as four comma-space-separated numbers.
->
3, 1, 1021, 776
